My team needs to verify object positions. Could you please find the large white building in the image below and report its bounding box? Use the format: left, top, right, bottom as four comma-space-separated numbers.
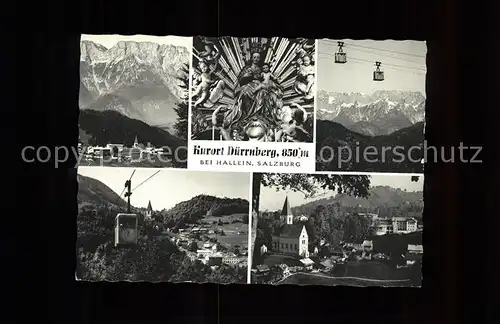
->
375, 217, 419, 235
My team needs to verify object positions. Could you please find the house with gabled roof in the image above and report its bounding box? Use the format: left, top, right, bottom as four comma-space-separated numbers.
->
271, 196, 310, 258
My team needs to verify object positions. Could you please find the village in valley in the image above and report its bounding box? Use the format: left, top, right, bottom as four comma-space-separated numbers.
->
77, 135, 180, 168
251, 176, 423, 287
76, 168, 249, 283
151, 201, 249, 269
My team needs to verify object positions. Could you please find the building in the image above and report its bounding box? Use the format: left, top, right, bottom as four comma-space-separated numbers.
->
271, 196, 309, 258
408, 244, 423, 254
238, 259, 247, 268
392, 217, 408, 232
406, 218, 418, 232
260, 244, 268, 256
197, 249, 212, 259
375, 217, 419, 235
105, 143, 124, 156
375, 218, 394, 235
362, 240, 373, 251
145, 201, 153, 219
256, 264, 270, 275
133, 135, 139, 148
207, 253, 223, 266
406, 244, 423, 265
344, 240, 363, 250
299, 215, 309, 222
299, 258, 315, 271
222, 254, 246, 266
392, 217, 419, 234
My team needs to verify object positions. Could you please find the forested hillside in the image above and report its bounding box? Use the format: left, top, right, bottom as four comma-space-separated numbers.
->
161, 194, 249, 227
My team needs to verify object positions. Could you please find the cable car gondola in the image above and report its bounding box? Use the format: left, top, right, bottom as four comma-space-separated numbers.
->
334, 41, 347, 64
114, 213, 138, 247
373, 61, 384, 81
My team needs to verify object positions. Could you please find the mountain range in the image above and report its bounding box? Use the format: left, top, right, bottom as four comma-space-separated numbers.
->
79, 40, 189, 132
317, 90, 425, 136
78, 175, 249, 227
290, 185, 423, 216
79, 109, 185, 149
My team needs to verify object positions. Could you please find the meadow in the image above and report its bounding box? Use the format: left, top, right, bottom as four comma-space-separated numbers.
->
201, 213, 249, 247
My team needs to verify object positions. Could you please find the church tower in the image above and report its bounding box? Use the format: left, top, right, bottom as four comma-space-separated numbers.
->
281, 196, 293, 225
146, 200, 153, 219
133, 135, 139, 148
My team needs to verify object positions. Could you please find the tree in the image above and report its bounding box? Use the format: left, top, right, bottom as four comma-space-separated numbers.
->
342, 214, 374, 242
250, 173, 371, 269
188, 241, 198, 252
173, 63, 189, 140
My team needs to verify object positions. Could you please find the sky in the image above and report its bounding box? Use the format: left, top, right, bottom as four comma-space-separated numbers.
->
317, 39, 427, 94
81, 34, 192, 49
78, 167, 251, 210
259, 174, 424, 211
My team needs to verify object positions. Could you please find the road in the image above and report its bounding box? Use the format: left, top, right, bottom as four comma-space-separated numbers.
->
275, 271, 412, 286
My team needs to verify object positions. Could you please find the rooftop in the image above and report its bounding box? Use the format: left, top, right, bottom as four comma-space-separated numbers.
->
256, 264, 270, 272
279, 224, 304, 238
281, 196, 292, 216
300, 258, 315, 266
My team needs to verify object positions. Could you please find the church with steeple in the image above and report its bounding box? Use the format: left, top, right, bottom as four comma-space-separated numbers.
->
271, 196, 310, 258
145, 200, 153, 219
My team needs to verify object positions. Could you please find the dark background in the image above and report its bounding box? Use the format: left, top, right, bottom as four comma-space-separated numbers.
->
8, 0, 497, 323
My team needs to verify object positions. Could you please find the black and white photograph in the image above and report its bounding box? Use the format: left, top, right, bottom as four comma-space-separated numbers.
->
316, 39, 426, 173
190, 37, 315, 142
78, 35, 191, 168
76, 167, 250, 283
250, 172, 423, 287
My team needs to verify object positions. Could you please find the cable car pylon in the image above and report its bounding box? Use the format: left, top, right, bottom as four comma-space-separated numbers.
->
373, 61, 384, 81
115, 170, 138, 247
334, 41, 347, 64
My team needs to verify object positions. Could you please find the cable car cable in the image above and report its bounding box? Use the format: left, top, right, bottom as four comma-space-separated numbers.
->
319, 54, 425, 75
322, 40, 425, 65
323, 39, 426, 59
349, 56, 426, 72
318, 52, 426, 72
131, 170, 161, 192
320, 52, 426, 71
341, 41, 426, 58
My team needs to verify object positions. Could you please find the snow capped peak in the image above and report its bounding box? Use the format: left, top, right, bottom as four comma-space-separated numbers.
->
317, 90, 425, 135
79, 39, 190, 127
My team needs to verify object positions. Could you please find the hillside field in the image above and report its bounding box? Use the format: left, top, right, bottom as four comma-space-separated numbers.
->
203, 213, 249, 247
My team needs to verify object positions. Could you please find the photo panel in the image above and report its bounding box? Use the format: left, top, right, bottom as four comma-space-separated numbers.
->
249, 172, 423, 287
76, 166, 251, 283
188, 37, 317, 173
316, 39, 426, 173
79, 35, 192, 169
